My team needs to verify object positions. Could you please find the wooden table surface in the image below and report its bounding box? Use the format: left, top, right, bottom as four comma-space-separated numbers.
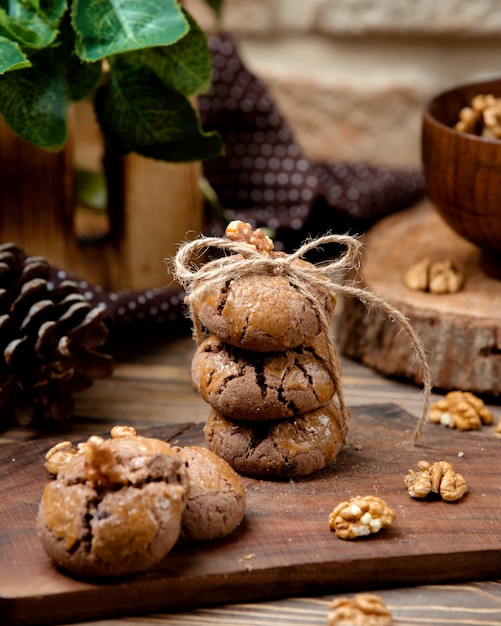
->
1, 330, 501, 625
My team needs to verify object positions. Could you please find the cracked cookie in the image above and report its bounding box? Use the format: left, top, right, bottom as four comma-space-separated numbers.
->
174, 445, 246, 543
192, 263, 336, 352
192, 333, 336, 421
204, 399, 347, 478
37, 431, 189, 577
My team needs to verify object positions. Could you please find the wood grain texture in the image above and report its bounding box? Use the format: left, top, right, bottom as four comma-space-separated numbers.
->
1, 403, 501, 626
69, 584, 501, 626
334, 202, 501, 395
104, 152, 203, 291
0, 119, 80, 275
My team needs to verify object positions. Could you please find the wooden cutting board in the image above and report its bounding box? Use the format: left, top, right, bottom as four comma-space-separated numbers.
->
1, 403, 500, 626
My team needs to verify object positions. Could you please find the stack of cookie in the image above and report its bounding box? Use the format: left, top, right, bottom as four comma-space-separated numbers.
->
189, 222, 348, 479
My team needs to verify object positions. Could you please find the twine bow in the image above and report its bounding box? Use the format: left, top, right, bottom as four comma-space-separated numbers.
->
173, 233, 431, 443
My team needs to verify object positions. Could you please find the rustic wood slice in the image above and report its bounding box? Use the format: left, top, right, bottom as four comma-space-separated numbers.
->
334, 201, 501, 395
1, 404, 501, 626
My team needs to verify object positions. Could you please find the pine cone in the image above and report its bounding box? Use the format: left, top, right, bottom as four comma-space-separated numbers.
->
0, 243, 114, 430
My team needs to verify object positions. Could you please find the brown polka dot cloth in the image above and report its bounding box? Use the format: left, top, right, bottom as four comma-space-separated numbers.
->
50, 32, 425, 340
46, 267, 189, 344
199, 33, 425, 252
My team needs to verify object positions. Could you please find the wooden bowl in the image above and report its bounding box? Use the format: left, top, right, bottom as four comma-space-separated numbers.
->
422, 79, 501, 278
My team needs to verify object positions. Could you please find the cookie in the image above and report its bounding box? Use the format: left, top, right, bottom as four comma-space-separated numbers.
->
204, 400, 347, 478
174, 446, 246, 542
37, 430, 189, 577
192, 262, 336, 352
192, 334, 336, 421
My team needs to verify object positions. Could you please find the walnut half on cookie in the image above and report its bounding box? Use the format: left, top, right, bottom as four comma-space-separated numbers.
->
225, 220, 273, 255
44, 440, 85, 475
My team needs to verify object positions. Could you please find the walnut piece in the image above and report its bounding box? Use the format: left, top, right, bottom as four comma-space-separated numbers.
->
404, 460, 468, 502
83, 435, 129, 486
455, 93, 501, 139
44, 441, 85, 475
110, 425, 137, 438
225, 220, 274, 255
428, 390, 493, 431
404, 257, 463, 294
44, 426, 139, 475
328, 495, 396, 540
403, 257, 429, 291
327, 594, 392, 626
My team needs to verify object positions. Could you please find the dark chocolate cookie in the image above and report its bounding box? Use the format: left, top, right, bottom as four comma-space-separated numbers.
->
204, 400, 347, 478
174, 445, 246, 543
192, 266, 336, 352
192, 334, 336, 420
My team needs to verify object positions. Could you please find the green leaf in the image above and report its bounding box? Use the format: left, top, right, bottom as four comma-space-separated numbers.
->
62, 51, 101, 102
55, 12, 101, 101
94, 59, 223, 162
0, 35, 31, 73
121, 12, 212, 97
0, 53, 68, 150
0, 0, 66, 50
72, 0, 189, 62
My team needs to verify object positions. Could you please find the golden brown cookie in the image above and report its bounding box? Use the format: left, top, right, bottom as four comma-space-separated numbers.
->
192, 333, 336, 420
192, 265, 336, 352
174, 446, 246, 542
204, 400, 347, 478
37, 431, 189, 577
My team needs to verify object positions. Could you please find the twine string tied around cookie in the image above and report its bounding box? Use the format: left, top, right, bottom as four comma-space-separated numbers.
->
174, 233, 363, 287
173, 233, 431, 443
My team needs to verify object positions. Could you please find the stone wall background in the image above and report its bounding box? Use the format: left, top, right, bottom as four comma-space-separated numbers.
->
186, 0, 501, 167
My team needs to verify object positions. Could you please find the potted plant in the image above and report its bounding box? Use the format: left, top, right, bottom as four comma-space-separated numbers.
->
0, 0, 224, 289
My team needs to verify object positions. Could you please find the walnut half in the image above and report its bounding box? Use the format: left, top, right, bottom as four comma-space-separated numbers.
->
44, 426, 139, 475
404, 460, 468, 502
404, 257, 463, 294
225, 220, 274, 255
428, 391, 493, 431
327, 594, 392, 626
328, 495, 396, 540
44, 441, 85, 475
